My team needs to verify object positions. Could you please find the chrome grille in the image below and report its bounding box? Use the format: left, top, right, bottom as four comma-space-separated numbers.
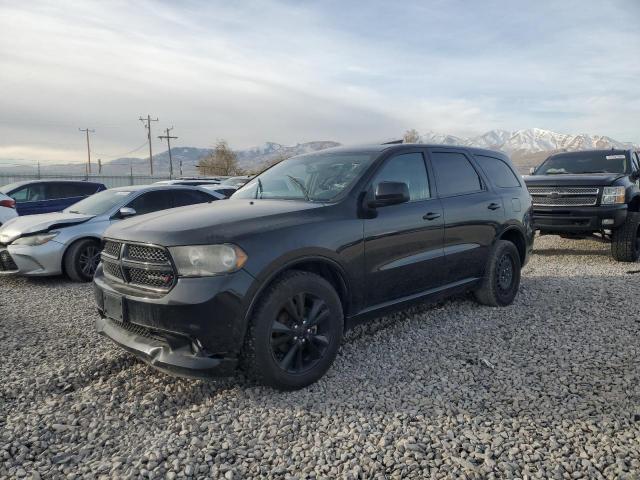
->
102, 240, 122, 259
100, 239, 175, 293
126, 244, 169, 264
528, 186, 599, 207
102, 260, 124, 281
127, 267, 175, 289
0, 250, 18, 272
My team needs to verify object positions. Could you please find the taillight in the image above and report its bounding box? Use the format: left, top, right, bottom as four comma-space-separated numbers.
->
0, 199, 16, 209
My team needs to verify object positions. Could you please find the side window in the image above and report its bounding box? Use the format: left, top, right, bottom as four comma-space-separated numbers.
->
430, 152, 483, 196
373, 152, 430, 201
11, 184, 47, 202
171, 190, 213, 208
127, 191, 172, 215
75, 183, 101, 196
633, 153, 640, 172
48, 183, 88, 199
475, 155, 521, 188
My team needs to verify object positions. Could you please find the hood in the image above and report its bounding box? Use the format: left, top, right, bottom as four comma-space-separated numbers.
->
523, 173, 624, 187
0, 212, 94, 244
104, 199, 327, 246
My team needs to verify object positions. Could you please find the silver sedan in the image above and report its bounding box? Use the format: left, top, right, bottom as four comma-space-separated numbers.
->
0, 184, 223, 281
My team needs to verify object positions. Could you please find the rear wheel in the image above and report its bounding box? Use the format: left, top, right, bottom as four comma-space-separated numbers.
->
474, 240, 521, 307
64, 239, 101, 282
241, 271, 343, 390
611, 212, 640, 262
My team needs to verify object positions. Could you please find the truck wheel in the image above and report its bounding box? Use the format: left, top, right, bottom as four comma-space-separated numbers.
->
241, 270, 343, 390
64, 239, 102, 282
611, 212, 640, 262
474, 240, 521, 307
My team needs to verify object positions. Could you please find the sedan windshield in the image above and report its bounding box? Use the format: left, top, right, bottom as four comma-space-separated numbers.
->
64, 189, 133, 215
536, 152, 628, 175
233, 152, 374, 201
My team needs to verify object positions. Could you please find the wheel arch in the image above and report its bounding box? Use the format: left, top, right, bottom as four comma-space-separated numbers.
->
628, 194, 640, 212
60, 235, 102, 275
498, 227, 527, 266
243, 255, 351, 330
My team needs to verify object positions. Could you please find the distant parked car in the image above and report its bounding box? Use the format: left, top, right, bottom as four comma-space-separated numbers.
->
200, 184, 237, 198
0, 180, 106, 216
154, 179, 222, 186
0, 185, 219, 282
221, 175, 252, 188
0, 192, 18, 226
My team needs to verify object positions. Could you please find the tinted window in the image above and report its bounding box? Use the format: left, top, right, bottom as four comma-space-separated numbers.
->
48, 182, 97, 199
475, 155, 521, 188
127, 191, 172, 215
536, 151, 628, 175
172, 190, 214, 208
431, 152, 482, 196
373, 152, 430, 201
633, 153, 640, 171
10, 184, 47, 203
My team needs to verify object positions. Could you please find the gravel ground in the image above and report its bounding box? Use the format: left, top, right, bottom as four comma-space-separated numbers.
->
1, 235, 639, 479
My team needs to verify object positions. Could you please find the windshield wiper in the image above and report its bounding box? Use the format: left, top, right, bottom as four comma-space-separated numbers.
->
286, 175, 310, 201
67, 210, 81, 214
580, 170, 609, 174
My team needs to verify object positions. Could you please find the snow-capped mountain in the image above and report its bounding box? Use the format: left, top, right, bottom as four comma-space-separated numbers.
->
419, 128, 637, 154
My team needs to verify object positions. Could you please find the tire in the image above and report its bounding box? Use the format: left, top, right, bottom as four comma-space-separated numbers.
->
64, 239, 102, 282
241, 270, 344, 390
474, 240, 521, 307
611, 212, 640, 262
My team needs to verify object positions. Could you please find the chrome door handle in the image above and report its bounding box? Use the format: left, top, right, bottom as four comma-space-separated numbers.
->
423, 212, 441, 220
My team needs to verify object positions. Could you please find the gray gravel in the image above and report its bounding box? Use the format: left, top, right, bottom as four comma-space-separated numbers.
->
1, 235, 639, 479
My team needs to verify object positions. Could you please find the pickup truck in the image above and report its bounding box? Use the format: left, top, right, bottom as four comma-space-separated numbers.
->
524, 149, 640, 261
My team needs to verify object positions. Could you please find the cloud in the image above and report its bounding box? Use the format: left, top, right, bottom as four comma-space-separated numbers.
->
0, 0, 638, 163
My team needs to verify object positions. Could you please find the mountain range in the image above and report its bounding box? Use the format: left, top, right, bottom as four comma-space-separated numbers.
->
1, 128, 636, 176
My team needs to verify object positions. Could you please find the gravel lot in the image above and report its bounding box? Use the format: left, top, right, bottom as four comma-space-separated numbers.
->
1, 235, 639, 479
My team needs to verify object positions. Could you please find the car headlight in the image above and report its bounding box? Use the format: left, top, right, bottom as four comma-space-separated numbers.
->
601, 186, 625, 205
169, 244, 248, 277
12, 232, 59, 246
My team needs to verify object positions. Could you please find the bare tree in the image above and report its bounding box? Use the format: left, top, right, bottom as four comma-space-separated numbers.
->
198, 140, 244, 176
403, 129, 421, 143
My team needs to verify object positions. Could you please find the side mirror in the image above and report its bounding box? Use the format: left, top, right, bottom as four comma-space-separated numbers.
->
529, 167, 536, 175
118, 207, 137, 219
631, 170, 640, 182
369, 181, 410, 208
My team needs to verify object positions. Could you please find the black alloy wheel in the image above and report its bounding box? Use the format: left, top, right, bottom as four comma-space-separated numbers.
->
79, 243, 101, 278
496, 253, 515, 293
270, 292, 332, 374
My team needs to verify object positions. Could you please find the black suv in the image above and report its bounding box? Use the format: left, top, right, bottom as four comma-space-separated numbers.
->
524, 149, 640, 261
94, 145, 534, 389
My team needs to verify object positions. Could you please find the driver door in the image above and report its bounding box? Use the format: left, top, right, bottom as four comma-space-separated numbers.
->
364, 151, 445, 307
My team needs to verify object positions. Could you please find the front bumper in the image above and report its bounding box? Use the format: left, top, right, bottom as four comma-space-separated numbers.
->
93, 265, 256, 378
0, 240, 65, 276
532, 205, 628, 232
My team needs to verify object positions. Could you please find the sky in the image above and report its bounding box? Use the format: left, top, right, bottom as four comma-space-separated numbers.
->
0, 0, 639, 164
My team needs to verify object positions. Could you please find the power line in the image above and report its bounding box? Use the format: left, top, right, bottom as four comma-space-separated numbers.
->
158, 127, 178, 179
139, 114, 159, 175
78, 128, 95, 176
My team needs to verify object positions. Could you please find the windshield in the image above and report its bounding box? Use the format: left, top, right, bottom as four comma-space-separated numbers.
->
536, 152, 629, 175
233, 152, 375, 201
64, 189, 133, 215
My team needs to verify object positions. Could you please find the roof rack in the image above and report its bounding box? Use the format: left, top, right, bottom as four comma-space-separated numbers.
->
381, 140, 404, 145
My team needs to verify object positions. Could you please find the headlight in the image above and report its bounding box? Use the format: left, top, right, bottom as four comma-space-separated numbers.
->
169, 244, 248, 277
601, 186, 625, 205
12, 232, 59, 246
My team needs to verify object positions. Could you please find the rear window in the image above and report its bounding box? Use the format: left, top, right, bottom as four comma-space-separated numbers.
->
475, 155, 521, 188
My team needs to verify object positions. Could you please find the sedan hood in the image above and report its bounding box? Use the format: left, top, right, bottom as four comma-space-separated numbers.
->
0, 212, 94, 244
104, 199, 327, 246
523, 173, 624, 187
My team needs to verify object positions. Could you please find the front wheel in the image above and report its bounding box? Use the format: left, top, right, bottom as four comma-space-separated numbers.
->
611, 212, 640, 262
241, 270, 344, 390
64, 239, 102, 282
474, 240, 522, 307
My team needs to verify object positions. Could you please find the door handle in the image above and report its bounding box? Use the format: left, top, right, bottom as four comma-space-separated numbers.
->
423, 212, 441, 220
487, 203, 501, 210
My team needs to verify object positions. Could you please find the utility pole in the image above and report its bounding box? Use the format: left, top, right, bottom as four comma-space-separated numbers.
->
158, 127, 178, 179
139, 115, 159, 175
79, 128, 95, 176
